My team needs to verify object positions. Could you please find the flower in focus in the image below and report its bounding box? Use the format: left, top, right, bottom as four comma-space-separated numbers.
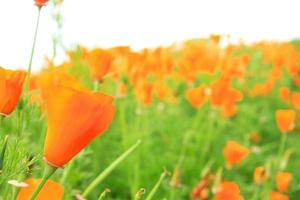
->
17, 179, 64, 200
275, 109, 296, 133
43, 86, 115, 167
214, 181, 244, 200
223, 140, 249, 167
276, 172, 292, 193
0, 67, 26, 116
269, 191, 289, 200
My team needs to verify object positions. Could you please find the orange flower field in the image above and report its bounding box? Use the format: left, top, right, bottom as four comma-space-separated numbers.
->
0, 1, 300, 199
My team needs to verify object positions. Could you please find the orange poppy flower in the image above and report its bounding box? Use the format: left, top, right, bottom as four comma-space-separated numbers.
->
214, 181, 244, 200
186, 86, 206, 108
253, 166, 267, 185
84, 49, 114, 81
35, 0, 49, 7
0, 67, 26, 116
30, 70, 85, 106
17, 179, 64, 200
279, 87, 290, 103
269, 191, 289, 200
276, 172, 292, 192
275, 109, 296, 133
43, 86, 115, 167
291, 92, 300, 110
223, 140, 249, 167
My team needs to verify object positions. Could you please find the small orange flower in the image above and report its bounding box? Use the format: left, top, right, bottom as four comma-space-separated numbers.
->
0, 67, 26, 116
253, 166, 267, 184
276, 172, 292, 192
214, 181, 244, 200
43, 86, 115, 167
275, 109, 296, 133
35, 0, 49, 7
84, 49, 114, 81
291, 92, 300, 110
223, 140, 249, 167
269, 191, 289, 200
279, 87, 290, 103
186, 86, 206, 108
17, 179, 64, 200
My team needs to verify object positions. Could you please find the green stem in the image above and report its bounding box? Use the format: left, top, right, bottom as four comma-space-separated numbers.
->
82, 140, 141, 197
29, 164, 57, 200
277, 133, 287, 170
93, 81, 100, 91
25, 7, 42, 90
98, 189, 111, 200
0, 116, 4, 126
0, 135, 9, 173
145, 171, 168, 200
60, 160, 74, 185
251, 185, 260, 200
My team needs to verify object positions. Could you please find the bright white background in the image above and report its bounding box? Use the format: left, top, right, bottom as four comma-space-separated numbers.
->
0, 0, 299, 72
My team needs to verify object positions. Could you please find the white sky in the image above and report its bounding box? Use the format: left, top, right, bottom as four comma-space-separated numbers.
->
0, 0, 299, 72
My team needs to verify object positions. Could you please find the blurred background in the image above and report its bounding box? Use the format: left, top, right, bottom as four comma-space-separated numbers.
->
0, 0, 299, 72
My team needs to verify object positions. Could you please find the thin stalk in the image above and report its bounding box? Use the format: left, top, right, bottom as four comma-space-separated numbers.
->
251, 185, 260, 200
0, 135, 9, 173
29, 164, 57, 200
60, 160, 74, 185
145, 171, 169, 200
98, 188, 111, 200
25, 7, 42, 90
82, 140, 141, 197
93, 81, 100, 91
276, 133, 288, 171
278, 133, 287, 160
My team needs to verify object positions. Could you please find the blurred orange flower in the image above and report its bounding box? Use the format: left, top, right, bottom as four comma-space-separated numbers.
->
210, 78, 243, 117
291, 92, 300, 110
223, 140, 249, 167
275, 109, 296, 133
30, 70, 85, 106
276, 172, 292, 192
214, 181, 244, 200
84, 49, 114, 81
17, 179, 64, 200
186, 86, 207, 108
269, 191, 289, 200
35, 0, 49, 7
43, 86, 115, 167
253, 166, 267, 185
279, 87, 290, 103
0, 67, 26, 116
